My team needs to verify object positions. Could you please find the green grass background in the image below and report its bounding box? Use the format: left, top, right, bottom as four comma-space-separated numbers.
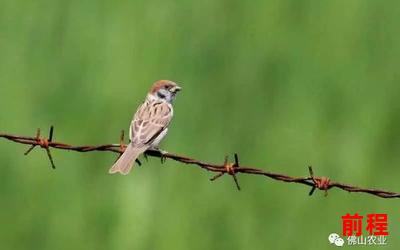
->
0, 0, 399, 249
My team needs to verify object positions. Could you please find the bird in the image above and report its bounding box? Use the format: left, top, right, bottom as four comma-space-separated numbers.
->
109, 80, 182, 175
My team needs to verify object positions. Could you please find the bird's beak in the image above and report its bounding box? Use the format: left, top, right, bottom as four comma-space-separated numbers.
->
171, 85, 182, 93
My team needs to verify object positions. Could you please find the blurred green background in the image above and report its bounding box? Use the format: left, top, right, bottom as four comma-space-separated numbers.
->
0, 0, 399, 249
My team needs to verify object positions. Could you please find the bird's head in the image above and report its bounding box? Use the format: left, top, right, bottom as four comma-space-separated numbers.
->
148, 80, 182, 103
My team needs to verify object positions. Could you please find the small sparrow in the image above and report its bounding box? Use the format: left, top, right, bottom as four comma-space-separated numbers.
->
109, 80, 182, 175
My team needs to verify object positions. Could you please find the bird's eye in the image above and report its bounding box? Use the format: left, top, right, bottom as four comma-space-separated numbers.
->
157, 92, 166, 99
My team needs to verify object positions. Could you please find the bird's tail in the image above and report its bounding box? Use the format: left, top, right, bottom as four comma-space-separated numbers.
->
108, 144, 145, 175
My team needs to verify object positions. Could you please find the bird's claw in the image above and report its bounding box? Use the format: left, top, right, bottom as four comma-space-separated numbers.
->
160, 154, 166, 164
143, 152, 149, 162
150, 147, 168, 164
157, 149, 168, 164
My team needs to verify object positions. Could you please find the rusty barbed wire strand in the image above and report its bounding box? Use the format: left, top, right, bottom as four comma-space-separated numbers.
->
0, 126, 399, 199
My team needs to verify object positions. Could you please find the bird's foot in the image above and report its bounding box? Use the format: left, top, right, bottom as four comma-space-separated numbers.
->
143, 152, 149, 162
149, 146, 168, 164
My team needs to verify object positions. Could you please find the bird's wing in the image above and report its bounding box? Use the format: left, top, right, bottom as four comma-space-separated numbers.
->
130, 100, 173, 148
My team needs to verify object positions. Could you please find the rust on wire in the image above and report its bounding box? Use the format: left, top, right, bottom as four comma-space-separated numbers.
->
308, 166, 330, 197
22, 126, 56, 169
1, 127, 399, 199
210, 155, 241, 190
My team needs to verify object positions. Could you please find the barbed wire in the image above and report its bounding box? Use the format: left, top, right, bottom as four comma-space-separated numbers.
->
1, 126, 399, 199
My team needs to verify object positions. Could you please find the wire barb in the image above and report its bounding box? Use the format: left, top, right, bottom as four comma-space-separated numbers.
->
22, 127, 56, 169
209, 155, 241, 190
45, 126, 56, 169
308, 166, 317, 196
1, 128, 399, 199
119, 129, 125, 152
231, 153, 241, 191
24, 128, 40, 155
308, 166, 330, 196
48, 126, 54, 142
